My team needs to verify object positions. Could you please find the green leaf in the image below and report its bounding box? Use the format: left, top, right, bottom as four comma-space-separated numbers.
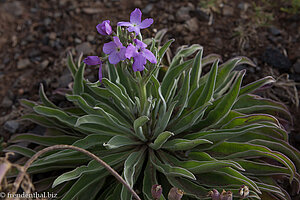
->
162, 138, 213, 151
39, 83, 57, 108
73, 62, 85, 95
19, 99, 38, 109
192, 70, 245, 130
10, 134, 78, 146
121, 147, 146, 200
153, 101, 177, 137
61, 169, 108, 200
107, 62, 119, 83
67, 52, 77, 78
3, 145, 36, 158
103, 135, 142, 149
53, 151, 129, 187
33, 105, 77, 127
149, 150, 196, 180
170, 44, 202, 67
155, 28, 168, 45
158, 39, 174, 64
133, 116, 149, 141
239, 76, 275, 96
150, 131, 174, 150
190, 49, 203, 93
161, 59, 193, 99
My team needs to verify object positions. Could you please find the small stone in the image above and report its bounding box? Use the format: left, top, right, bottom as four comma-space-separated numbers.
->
1, 96, 13, 108
44, 18, 52, 26
192, 7, 210, 21
82, 8, 102, 14
238, 2, 249, 11
58, 74, 73, 88
49, 32, 57, 40
293, 59, 300, 74
17, 59, 31, 69
4, 120, 19, 134
28, 49, 41, 58
262, 47, 291, 71
87, 35, 95, 42
40, 60, 49, 70
142, 4, 153, 14
269, 26, 281, 36
176, 7, 191, 22
222, 5, 234, 16
74, 38, 82, 44
185, 17, 199, 32
76, 42, 93, 55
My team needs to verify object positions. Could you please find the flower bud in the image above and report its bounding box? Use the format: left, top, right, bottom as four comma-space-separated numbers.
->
239, 185, 249, 199
168, 187, 183, 200
207, 189, 220, 200
151, 184, 162, 199
220, 190, 233, 200
96, 20, 112, 35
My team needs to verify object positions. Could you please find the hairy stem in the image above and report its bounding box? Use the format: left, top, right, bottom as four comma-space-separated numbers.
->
137, 71, 147, 115
12, 144, 141, 200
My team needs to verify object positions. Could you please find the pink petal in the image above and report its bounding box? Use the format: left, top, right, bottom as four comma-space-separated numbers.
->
103, 41, 116, 54
113, 36, 123, 48
125, 44, 138, 59
109, 52, 120, 64
117, 21, 133, 27
140, 18, 153, 29
143, 49, 157, 63
133, 54, 146, 71
130, 8, 142, 24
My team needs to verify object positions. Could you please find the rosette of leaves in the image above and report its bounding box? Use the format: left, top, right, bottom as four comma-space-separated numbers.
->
6, 30, 300, 200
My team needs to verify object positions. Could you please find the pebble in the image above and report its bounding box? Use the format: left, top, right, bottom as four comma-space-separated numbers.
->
222, 5, 234, 16
49, 32, 57, 40
82, 8, 102, 15
185, 17, 199, 32
75, 38, 82, 44
17, 58, 31, 69
238, 2, 249, 11
142, 4, 153, 14
176, 7, 191, 22
293, 59, 300, 74
192, 7, 210, 21
262, 47, 291, 71
75, 42, 93, 55
87, 35, 95, 42
40, 60, 50, 70
269, 26, 281, 36
58, 73, 73, 88
1, 96, 13, 108
4, 120, 19, 134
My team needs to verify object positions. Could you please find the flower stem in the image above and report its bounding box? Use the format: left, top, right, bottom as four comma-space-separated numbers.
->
137, 72, 147, 115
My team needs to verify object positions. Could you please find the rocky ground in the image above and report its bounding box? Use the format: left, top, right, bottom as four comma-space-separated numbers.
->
0, 0, 300, 151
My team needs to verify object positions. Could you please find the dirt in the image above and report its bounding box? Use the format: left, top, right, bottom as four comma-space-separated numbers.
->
0, 0, 299, 147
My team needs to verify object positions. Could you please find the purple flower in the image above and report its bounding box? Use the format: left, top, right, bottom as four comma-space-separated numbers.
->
103, 36, 126, 65
83, 56, 103, 82
125, 39, 157, 71
117, 8, 153, 35
96, 20, 112, 35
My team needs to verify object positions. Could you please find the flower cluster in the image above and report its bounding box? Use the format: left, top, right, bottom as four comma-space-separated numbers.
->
83, 8, 157, 82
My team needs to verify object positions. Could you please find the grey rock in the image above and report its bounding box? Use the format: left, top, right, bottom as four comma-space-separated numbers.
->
76, 42, 93, 55
28, 49, 41, 58
87, 35, 95, 42
293, 59, 300, 74
238, 2, 249, 11
58, 73, 73, 88
3, 1, 23, 17
17, 58, 31, 69
222, 5, 234, 16
40, 60, 50, 70
75, 38, 82, 44
269, 26, 281, 36
142, 4, 153, 14
176, 7, 191, 22
44, 18, 52, 26
185, 17, 199, 32
193, 8, 210, 21
1, 96, 13, 108
4, 120, 19, 134
262, 47, 291, 71
82, 8, 102, 15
